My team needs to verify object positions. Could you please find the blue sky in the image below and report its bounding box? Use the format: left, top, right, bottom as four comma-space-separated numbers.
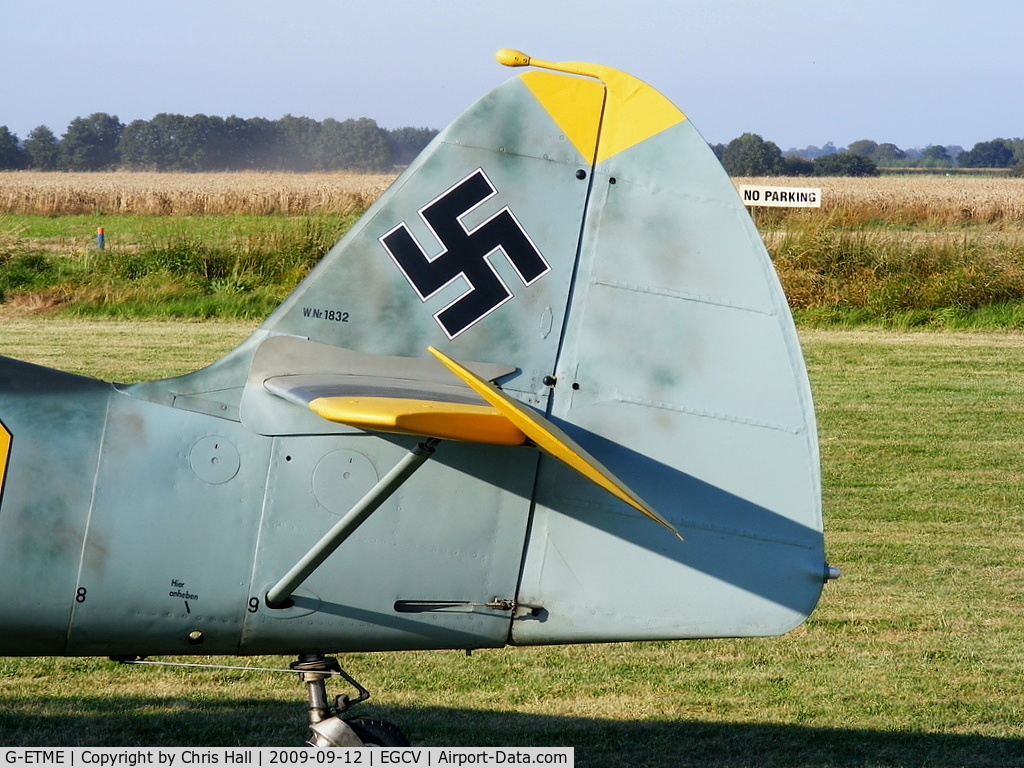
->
1, 0, 1020, 152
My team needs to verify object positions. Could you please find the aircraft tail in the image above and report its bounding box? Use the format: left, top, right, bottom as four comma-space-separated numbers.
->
124, 50, 827, 644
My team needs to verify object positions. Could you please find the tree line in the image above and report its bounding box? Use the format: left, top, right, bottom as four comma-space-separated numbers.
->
1, 111, 1021, 177
714, 134, 1024, 177
0, 113, 439, 173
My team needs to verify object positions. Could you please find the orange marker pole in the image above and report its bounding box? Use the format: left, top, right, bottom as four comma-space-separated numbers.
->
96, 227, 105, 250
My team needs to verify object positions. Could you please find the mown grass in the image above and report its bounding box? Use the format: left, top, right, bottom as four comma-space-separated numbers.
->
0, 323, 1022, 765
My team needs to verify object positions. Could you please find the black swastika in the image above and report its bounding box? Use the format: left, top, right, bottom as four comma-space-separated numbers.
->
380, 168, 550, 339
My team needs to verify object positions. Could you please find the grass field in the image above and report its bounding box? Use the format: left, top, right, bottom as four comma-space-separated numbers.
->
4, 172, 1024, 327
0, 320, 1022, 766
2, 172, 1024, 760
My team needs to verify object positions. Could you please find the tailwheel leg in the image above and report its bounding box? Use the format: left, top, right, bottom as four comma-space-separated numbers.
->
291, 653, 410, 747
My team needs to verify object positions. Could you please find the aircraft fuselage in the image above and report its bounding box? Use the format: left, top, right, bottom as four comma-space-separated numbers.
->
0, 354, 536, 657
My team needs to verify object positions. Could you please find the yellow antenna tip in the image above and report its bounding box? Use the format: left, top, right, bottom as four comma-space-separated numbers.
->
495, 48, 532, 67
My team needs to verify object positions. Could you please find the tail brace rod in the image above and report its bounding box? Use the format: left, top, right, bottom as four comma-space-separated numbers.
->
265, 439, 439, 609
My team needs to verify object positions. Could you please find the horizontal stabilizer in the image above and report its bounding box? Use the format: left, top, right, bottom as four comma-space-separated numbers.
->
258, 338, 524, 444
304, 395, 526, 446
258, 338, 680, 538
428, 347, 682, 541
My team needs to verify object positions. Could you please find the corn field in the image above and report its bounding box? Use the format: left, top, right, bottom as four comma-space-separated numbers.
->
0, 171, 397, 216
3, 171, 1024, 224
737, 175, 1024, 226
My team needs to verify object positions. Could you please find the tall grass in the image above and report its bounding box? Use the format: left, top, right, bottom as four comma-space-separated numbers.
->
732, 175, 1024, 326
0, 214, 357, 318
3, 174, 1024, 325
770, 225, 1024, 327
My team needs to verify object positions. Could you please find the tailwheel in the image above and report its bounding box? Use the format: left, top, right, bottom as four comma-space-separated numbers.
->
293, 653, 410, 747
344, 716, 411, 747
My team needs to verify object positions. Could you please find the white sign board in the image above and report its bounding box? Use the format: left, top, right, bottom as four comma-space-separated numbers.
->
739, 185, 821, 208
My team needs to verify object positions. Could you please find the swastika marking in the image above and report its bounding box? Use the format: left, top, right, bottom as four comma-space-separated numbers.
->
380, 168, 550, 339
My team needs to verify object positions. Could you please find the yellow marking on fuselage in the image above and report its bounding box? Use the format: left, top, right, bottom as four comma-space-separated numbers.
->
0, 420, 10, 501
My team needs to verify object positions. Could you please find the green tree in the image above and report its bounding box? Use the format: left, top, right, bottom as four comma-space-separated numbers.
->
275, 115, 322, 172
847, 139, 878, 157
169, 113, 216, 171
848, 139, 905, 165
958, 139, 1014, 168
23, 125, 59, 169
221, 116, 277, 170
919, 145, 953, 168
316, 117, 394, 172
873, 143, 906, 164
780, 155, 814, 176
0, 126, 26, 170
388, 126, 439, 166
813, 152, 879, 176
1004, 138, 1024, 166
720, 133, 783, 176
192, 114, 237, 170
119, 119, 163, 169
138, 113, 208, 170
59, 113, 123, 170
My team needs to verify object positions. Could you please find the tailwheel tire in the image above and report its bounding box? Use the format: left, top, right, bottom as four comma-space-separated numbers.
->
345, 716, 411, 747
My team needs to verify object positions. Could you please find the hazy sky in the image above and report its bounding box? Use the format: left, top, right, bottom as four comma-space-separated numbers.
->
1, 0, 1019, 152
